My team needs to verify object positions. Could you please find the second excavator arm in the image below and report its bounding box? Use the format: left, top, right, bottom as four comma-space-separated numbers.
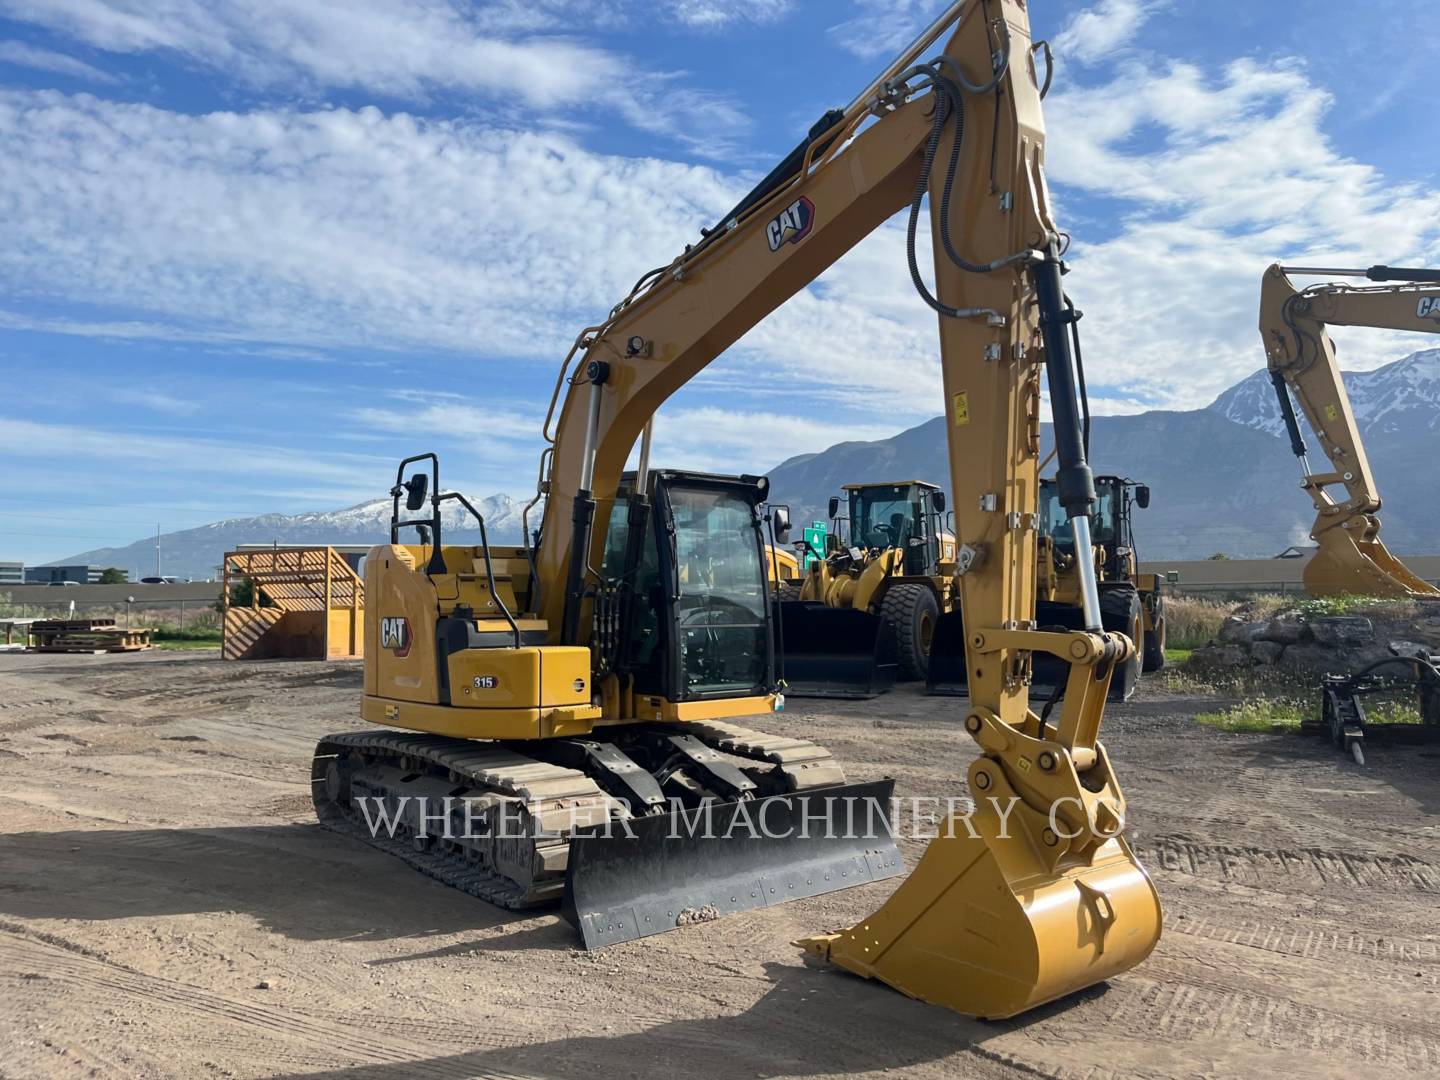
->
1259, 263, 1440, 598
527, 0, 1161, 1018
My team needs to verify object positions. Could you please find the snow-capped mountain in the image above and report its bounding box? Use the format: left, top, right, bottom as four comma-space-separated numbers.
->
1208, 349, 1440, 439
53, 493, 535, 581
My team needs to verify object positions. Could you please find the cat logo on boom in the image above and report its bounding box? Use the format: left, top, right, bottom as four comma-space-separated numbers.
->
766, 196, 815, 252
1419, 296, 1440, 323
380, 616, 411, 658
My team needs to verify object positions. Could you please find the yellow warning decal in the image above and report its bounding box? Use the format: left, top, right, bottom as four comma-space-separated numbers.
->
952, 392, 970, 426
1324, 403, 1339, 421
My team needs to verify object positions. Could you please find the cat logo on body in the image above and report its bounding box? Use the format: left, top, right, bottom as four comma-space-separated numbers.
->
1418, 296, 1440, 322
766, 196, 815, 252
380, 616, 411, 658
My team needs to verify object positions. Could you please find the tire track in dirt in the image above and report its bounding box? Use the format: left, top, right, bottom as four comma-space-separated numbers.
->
0, 929, 526, 1077
1174, 915, 1440, 987
1110, 960, 1440, 1073
1138, 834, 1439, 892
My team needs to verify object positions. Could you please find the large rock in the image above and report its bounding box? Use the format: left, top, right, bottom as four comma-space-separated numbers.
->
1309, 616, 1374, 648
1276, 643, 1341, 676
1192, 643, 1249, 669
1251, 640, 1285, 665
1264, 611, 1308, 645
1218, 617, 1269, 644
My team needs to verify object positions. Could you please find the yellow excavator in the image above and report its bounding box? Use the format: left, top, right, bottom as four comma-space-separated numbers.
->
781, 480, 957, 696
314, 0, 1161, 1021
1259, 263, 1440, 598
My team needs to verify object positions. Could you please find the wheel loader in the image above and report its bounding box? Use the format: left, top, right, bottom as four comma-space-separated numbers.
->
779, 481, 957, 696
934, 474, 1165, 700
314, 0, 1161, 1021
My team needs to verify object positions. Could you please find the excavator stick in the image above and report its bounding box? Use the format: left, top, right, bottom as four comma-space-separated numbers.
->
777, 600, 899, 699
563, 779, 901, 948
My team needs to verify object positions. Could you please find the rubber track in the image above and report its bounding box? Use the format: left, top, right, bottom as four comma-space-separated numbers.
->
312, 730, 610, 909
312, 721, 849, 909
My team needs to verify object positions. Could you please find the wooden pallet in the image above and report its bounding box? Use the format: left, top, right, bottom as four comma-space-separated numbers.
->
28, 622, 155, 653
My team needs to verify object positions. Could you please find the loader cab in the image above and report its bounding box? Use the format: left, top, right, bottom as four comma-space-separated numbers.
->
603, 470, 776, 703
841, 481, 947, 576
1038, 475, 1149, 576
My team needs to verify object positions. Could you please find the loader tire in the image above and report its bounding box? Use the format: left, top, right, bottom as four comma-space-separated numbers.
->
881, 583, 939, 682
1098, 582, 1143, 701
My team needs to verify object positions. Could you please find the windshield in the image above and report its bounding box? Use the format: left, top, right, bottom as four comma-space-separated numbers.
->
848, 485, 919, 550
669, 486, 768, 696
1039, 479, 1118, 553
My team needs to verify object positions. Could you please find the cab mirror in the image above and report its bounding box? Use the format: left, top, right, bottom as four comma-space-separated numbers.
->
771, 505, 792, 545
932, 490, 946, 513
404, 472, 429, 511
827, 495, 840, 520
1135, 484, 1151, 510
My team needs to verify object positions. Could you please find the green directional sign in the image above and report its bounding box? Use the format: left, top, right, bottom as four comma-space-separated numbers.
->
801, 523, 827, 570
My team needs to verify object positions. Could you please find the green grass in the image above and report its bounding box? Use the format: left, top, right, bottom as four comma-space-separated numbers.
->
156, 638, 221, 650
1164, 647, 1193, 665
151, 626, 223, 642
1196, 698, 1307, 733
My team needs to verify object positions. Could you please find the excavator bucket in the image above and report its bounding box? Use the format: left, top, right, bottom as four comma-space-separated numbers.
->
925, 609, 969, 695
1306, 528, 1440, 599
563, 779, 901, 949
797, 793, 1162, 1019
777, 601, 899, 699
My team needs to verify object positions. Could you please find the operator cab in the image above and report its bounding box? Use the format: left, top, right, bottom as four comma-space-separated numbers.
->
1038, 474, 1150, 574
834, 481, 948, 576
602, 470, 780, 704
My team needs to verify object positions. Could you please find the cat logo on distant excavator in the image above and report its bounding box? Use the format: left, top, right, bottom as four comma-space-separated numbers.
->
1418, 296, 1440, 323
766, 197, 815, 252
380, 616, 411, 658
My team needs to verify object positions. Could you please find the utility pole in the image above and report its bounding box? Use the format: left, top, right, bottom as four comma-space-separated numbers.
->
155, 524, 161, 579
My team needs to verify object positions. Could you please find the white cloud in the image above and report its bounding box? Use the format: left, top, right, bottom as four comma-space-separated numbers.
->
0, 40, 117, 82
670, 0, 792, 28
0, 1, 752, 151
827, 0, 949, 61
648, 406, 901, 475
1052, 0, 1161, 65
1043, 57, 1440, 407
109, 388, 201, 416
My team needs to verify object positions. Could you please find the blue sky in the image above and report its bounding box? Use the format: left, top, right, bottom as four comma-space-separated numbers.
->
2, 0, 1437, 564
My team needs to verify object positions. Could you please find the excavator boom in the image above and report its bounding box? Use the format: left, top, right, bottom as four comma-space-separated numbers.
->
1259, 264, 1440, 599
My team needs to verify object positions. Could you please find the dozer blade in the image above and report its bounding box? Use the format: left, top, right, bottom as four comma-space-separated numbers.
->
925, 608, 969, 696
798, 795, 1162, 1020
778, 601, 898, 699
562, 779, 901, 949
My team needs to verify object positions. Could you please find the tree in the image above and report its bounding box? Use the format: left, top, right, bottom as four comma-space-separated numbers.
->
1206, 553, 1230, 561
98, 567, 128, 584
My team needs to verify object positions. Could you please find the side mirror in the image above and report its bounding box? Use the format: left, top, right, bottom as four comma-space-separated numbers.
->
404, 472, 430, 511
932, 490, 946, 513
827, 495, 840, 521
771, 505, 792, 545
1135, 484, 1151, 510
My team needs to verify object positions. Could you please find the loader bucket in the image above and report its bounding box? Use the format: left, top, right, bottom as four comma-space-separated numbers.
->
563, 779, 901, 949
777, 601, 898, 698
925, 608, 969, 696
798, 791, 1162, 1019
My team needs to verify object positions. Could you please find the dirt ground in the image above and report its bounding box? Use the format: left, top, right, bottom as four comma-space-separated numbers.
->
1, 651, 1438, 1080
